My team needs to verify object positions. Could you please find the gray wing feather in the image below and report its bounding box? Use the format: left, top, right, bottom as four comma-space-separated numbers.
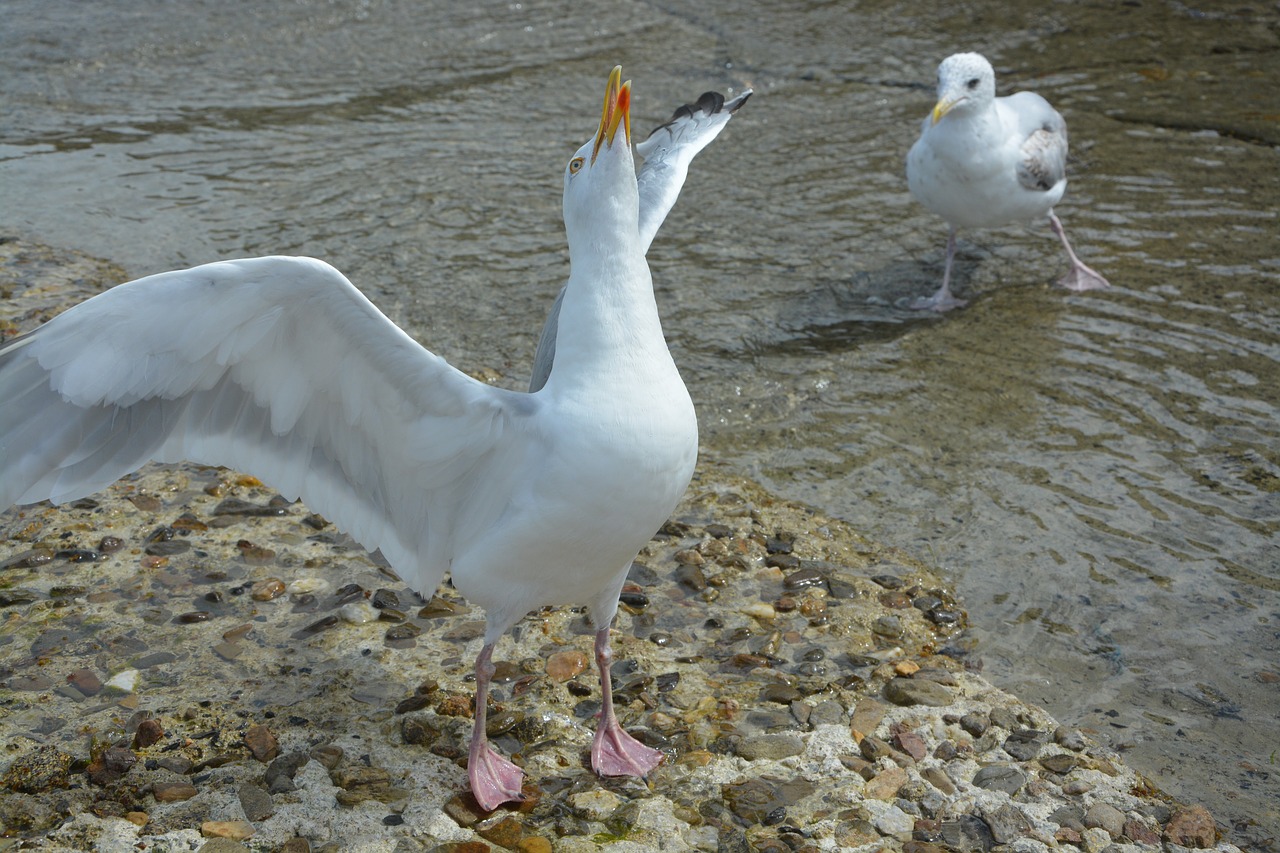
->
1003, 91, 1068, 193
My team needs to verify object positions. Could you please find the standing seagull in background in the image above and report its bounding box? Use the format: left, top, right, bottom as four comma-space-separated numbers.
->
0, 67, 700, 811
906, 52, 1111, 311
530, 87, 751, 392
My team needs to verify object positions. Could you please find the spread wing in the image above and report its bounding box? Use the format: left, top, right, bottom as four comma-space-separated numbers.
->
529, 88, 752, 392
1002, 91, 1068, 194
0, 256, 539, 594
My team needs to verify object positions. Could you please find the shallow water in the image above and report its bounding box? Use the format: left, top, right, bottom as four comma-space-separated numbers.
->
1, 0, 1277, 843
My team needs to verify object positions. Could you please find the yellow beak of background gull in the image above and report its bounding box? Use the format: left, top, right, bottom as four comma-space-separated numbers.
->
592, 65, 632, 163
931, 97, 959, 124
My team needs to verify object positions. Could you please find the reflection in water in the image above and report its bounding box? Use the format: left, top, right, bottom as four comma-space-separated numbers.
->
1, 0, 1277, 841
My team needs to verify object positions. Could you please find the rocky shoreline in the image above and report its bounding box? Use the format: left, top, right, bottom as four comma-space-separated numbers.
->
0, 241, 1243, 851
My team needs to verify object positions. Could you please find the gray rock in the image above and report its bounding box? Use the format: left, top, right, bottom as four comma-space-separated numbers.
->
941, 814, 996, 852
1050, 805, 1086, 831
985, 803, 1033, 844
1084, 802, 1126, 838
809, 699, 846, 726
883, 678, 954, 707
197, 841, 250, 853
735, 732, 805, 761
1002, 728, 1047, 761
1054, 725, 1086, 751
237, 782, 274, 822
972, 765, 1027, 795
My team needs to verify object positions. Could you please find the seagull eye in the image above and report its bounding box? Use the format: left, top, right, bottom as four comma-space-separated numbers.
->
568, 157, 584, 174
966, 78, 980, 90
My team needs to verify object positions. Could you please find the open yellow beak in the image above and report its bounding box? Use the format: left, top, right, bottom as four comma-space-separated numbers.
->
591, 65, 632, 163
931, 98, 958, 124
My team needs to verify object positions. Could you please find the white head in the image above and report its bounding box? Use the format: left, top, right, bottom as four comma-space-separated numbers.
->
562, 66, 637, 253
930, 52, 997, 124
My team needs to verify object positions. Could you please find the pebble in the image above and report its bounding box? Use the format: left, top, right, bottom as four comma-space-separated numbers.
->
873, 804, 915, 836
243, 724, 279, 762
67, 668, 103, 696
545, 650, 588, 681
1002, 729, 1047, 761
567, 789, 622, 820
238, 782, 275, 822
250, 578, 286, 600
104, 669, 139, 694
883, 677, 953, 707
736, 733, 805, 761
202, 820, 255, 840
863, 765, 908, 800
972, 765, 1027, 795
985, 803, 1032, 844
339, 600, 379, 623
153, 781, 198, 802
743, 602, 776, 620
1164, 804, 1216, 848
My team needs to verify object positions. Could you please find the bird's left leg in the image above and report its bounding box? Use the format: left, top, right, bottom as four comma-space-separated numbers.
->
590, 626, 663, 777
467, 642, 525, 810
1049, 211, 1111, 291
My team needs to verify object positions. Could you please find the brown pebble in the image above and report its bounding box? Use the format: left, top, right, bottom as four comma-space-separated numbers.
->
128, 494, 162, 512
517, 838, 553, 853
673, 547, 704, 567
243, 724, 279, 762
98, 536, 125, 554
250, 579, 286, 601
477, 815, 526, 847
153, 781, 198, 802
125, 811, 148, 826
863, 765, 908, 800
545, 650, 588, 682
133, 719, 165, 749
67, 669, 104, 696
236, 540, 276, 565
140, 555, 168, 569
436, 694, 473, 718
1164, 804, 1216, 848
201, 820, 255, 840
892, 729, 928, 761
222, 623, 254, 642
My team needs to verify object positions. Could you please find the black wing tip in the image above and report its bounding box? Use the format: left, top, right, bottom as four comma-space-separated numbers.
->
645, 88, 752, 139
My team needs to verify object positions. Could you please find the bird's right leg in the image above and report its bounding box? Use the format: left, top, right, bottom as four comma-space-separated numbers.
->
467, 642, 524, 811
912, 226, 969, 312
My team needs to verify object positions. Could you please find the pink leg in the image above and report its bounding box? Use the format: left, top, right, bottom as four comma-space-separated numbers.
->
912, 227, 969, 312
590, 627, 663, 777
466, 642, 524, 811
1049, 211, 1110, 291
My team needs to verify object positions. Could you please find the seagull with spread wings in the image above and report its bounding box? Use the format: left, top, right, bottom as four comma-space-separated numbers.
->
0, 67, 746, 811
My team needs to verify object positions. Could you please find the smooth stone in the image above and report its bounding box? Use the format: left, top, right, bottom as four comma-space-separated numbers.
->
104, 669, 140, 694
873, 804, 915, 836
972, 765, 1027, 795
1002, 729, 1047, 761
736, 733, 805, 761
884, 678, 954, 707
864, 765, 908, 800
1083, 802, 1125, 838
201, 820, 255, 840
940, 815, 996, 852
238, 782, 274, 822
567, 789, 622, 821
985, 803, 1033, 844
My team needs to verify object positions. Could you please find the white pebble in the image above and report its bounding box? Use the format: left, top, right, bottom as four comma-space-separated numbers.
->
104, 669, 139, 693
742, 602, 776, 620
339, 600, 378, 624
290, 577, 330, 595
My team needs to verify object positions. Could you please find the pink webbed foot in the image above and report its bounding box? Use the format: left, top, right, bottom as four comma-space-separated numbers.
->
1056, 262, 1111, 292
591, 720, 663, 778
910, 288, 968, 312
468, 741, 524, 812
